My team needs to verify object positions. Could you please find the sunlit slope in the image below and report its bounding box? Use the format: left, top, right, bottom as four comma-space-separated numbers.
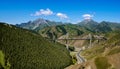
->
0, 23, 72, 69
81, 31, 120, 69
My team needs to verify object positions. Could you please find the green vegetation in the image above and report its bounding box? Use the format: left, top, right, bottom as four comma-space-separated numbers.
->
82, 31, 120, 59
81, 31, 120, 69
72, 56, 77, 64
108, 47, 120, 55
15, 19, 120, 68
39, 24, 92, 39
81, 46, 105, 60
0, 23, 72, 69
0, 50, 5, 69
95, 57, 111, 69
105, 31, 120, 47
69, 46, 75, 51
0, 50, 10, 69
95, 21, 112, 33
78, 19, 98, 31
16, 18, 63, 31
70, 52, 77, 64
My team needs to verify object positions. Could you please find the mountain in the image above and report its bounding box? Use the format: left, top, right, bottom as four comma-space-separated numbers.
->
17, 18, 120, 34
37, 20, 120, 47
94, 21, 112, 33
16, 18, 63, 31
78, 20, 120, 33
39, 24, 93, 39
0, 22, 72, 69
78, 19, 98, 31
38, 24, 95, 48
1, 18, 120, 69
104, 21, 120, 31
16, 18, 120, 47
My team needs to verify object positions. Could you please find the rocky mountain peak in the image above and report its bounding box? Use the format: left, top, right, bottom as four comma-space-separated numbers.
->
32, 18, 47, 25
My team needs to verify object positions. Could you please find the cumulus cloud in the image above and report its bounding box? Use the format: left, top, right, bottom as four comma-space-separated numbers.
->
82, 14, 93, 20
32, 8, 53, 16
31, 8, 69, 20
56, 13, 68, 19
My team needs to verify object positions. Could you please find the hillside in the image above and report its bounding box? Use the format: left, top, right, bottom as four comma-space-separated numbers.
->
80, 31, 120, 69
0, 22, 72, 69
38, 24, 94, 48
37, 21, 120, 47
39, 24, 92, 38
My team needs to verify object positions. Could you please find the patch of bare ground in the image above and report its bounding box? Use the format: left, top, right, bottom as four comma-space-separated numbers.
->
65, 63, 91, 69
107, 53, 120, 69
73, 40, 86, 48
84, 60, 97, 69
64, 64, 84, 69
65, 60, 97, 69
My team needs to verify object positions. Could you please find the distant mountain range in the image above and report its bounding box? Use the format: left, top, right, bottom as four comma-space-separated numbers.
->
16, 18, 63, 31
16, 18, 120, 38
16, 18, 120, 47
17, 18, 120, 32
78, 19, 120, 32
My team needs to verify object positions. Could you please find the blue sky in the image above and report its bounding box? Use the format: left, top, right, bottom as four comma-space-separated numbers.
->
0, 0, 120, 24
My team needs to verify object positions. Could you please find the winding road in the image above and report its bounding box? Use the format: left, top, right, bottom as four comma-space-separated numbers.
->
76, 48, 86, 64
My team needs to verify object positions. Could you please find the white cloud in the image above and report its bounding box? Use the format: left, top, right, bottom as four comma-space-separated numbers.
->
56, 13, 68, 19
32, 8, 53, 16
82, 14, 93, 20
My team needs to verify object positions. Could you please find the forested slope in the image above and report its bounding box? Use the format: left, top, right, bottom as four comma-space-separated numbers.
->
0, 23, 72, 69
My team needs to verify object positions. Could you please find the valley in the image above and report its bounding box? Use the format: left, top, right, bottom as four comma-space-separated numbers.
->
0, 18, 120, 69
0, 0, 120, 69
15, 18, 120, 69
